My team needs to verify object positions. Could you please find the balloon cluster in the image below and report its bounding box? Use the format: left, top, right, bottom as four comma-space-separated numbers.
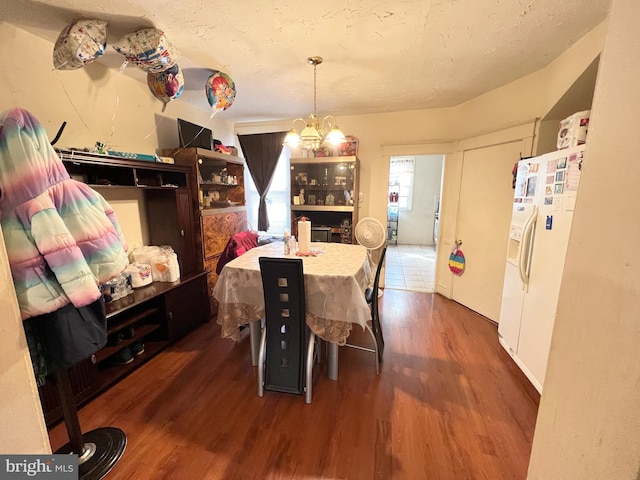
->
111, 28, 183, 109
53, 21, 236, 113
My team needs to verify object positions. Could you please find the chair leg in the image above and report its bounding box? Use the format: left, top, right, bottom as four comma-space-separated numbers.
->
371, 309, 385, 363
257, 327, 267, 397
305, 332, 316, 404
365, 325, 380, 375
249, 319, 263, 367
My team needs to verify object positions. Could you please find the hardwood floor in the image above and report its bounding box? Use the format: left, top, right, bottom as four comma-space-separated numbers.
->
48, 290, 539, 480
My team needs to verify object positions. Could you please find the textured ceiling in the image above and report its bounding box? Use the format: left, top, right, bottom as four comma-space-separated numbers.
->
4, 0, 610, 123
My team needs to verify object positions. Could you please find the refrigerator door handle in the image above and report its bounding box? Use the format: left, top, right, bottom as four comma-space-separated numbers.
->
518, 206, 538, 289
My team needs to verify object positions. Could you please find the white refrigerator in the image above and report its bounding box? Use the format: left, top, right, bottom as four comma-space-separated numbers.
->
498, 145, 586, 393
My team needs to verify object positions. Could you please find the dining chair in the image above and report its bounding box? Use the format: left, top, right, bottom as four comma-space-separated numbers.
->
257, 257, 318, 404
344, 245, 387, 373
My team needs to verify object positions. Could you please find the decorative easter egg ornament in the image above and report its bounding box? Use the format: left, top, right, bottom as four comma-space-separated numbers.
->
205, 71, 236, 112
147, 64, 184, 111
112, 28, 179, 74
53, 19, 108, 70
448, 241, 466, 275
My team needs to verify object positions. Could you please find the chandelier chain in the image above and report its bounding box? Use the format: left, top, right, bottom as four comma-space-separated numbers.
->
282, 55, 345, 151
313, 63, 317, 115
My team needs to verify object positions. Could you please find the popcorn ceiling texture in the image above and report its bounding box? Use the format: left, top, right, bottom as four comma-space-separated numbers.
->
3, 0, 609, 121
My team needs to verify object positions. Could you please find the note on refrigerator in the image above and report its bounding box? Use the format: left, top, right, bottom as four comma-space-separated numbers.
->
565, 151, 583, 192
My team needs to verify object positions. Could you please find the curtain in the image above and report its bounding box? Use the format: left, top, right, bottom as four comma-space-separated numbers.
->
238, 132, 287, 231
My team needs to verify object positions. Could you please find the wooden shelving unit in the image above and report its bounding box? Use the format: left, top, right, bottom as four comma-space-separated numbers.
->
290, 156, 359, 243
164, 148, 247, 314
38, 150, 211, 427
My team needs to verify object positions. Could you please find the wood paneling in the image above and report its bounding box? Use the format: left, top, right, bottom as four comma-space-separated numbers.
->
202, 212, 247, 259
48, 291, 539, 479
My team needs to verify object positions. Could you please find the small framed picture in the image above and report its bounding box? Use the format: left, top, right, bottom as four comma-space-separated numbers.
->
309, 178, 317, 186
554, 183, 564, 194
555, 171, 565, 182
557, 157, 567, 169
308, 194, 316, 205
293, 195, 300, 205
297, 173, 308, 185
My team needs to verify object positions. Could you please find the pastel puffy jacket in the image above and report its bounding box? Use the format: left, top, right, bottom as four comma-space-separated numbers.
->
0, 108, 128, 319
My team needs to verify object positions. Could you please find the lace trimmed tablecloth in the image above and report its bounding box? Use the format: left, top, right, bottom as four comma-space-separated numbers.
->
213, 241, 372, 345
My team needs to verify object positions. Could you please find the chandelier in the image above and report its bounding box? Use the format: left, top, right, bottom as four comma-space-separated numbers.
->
283, 56, 346, 152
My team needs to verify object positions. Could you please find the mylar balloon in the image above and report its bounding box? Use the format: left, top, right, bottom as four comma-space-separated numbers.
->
205, 71, 236, 111
112, 28, 179, 74
147, 64, 184, 110
53, 19, 108, 70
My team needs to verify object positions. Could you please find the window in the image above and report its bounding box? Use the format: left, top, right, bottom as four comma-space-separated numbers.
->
389, 156, 415, 210
244, 150, 291, 234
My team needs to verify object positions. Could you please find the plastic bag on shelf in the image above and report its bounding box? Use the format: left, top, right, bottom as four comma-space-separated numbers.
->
130, 245, 180, 282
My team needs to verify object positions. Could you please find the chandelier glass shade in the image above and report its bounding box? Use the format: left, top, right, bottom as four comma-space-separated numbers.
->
283, 56, 346, 151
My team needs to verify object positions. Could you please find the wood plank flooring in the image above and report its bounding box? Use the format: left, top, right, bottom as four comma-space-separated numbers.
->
48, 290, 539, 480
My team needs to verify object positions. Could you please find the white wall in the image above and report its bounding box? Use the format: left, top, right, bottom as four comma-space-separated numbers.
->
0, 230, 51, 454
396, 155, 443, 246
528, 1, 640, 477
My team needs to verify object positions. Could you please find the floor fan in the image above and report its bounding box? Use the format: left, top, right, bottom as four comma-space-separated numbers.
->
354, 217, 387, 295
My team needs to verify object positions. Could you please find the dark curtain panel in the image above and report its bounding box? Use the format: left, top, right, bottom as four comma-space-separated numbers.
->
238, 131, 287, 231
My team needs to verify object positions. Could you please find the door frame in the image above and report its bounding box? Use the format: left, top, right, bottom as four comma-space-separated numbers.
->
380, 143, 455, 290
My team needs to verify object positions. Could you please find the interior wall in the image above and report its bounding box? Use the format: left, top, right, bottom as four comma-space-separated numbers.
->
0, 229, 51, 454
527, 1, 640, 477
395, 154, 443, 246
94, 188, 149, 250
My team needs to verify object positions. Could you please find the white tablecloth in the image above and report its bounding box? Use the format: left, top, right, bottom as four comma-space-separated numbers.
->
213, 241, 372, 344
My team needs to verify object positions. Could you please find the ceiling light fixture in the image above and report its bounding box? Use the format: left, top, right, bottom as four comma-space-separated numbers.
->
283, 56, 346, 152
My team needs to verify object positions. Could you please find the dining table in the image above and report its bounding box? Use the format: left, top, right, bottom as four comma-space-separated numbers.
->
213, 240, 373, 380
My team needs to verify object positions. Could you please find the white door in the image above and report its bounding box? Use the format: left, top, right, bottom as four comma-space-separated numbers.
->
451, 141, 526, 321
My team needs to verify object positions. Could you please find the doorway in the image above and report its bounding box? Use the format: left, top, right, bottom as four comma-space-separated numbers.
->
385, 154, 444, 293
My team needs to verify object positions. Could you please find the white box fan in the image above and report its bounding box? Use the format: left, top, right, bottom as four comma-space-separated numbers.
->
355, 217, 387, 299
355, 217, 386, 250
